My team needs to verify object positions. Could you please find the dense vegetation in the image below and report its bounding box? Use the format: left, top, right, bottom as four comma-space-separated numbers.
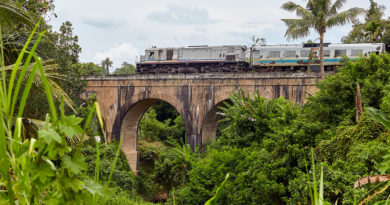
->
2, 0, 390, 204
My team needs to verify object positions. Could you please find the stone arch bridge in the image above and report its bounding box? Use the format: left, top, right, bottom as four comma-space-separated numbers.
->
84, 72, 319, 173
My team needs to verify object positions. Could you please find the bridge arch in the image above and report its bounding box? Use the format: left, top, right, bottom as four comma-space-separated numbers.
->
117, 98, 190, 173
200, 99, 232, 146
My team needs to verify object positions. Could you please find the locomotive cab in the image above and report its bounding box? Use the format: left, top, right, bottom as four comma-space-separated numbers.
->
145, 48, 160, 61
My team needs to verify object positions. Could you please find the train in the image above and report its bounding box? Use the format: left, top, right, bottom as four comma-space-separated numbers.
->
136, 43, 388, 74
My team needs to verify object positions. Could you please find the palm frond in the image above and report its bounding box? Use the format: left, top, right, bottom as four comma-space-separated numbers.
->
327, 8, 365, 28
295, 6, 316, 19
329, 0, 347, 16
3, 62, 75, 111
0, 2, 34, 28
281, 1, 300, 12
282, 19, 312, 40
357, 181, 390, 205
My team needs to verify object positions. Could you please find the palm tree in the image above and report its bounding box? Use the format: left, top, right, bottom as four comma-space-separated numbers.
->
0, 2, 34, 27
101, 57, 113, 75
281, 0, 364, 79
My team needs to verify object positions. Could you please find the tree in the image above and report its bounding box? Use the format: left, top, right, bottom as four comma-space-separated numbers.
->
112, 61, 135, 75
281, 0, 364, 79
72, 62, 104, 76
101, 57, 113, 75
342, 0, 390, 44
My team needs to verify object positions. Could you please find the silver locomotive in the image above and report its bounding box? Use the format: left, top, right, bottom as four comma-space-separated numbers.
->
137, 45, 248, 73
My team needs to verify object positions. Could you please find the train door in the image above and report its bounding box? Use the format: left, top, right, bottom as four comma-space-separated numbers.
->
166, 49, 173, 60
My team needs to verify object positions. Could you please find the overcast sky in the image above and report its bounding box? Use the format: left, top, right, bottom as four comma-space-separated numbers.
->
49, 0, 390, 69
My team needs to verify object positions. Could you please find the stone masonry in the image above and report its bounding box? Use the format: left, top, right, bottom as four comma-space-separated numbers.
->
84, 72, 320, 173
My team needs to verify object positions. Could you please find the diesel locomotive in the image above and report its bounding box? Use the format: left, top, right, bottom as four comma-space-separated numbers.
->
136, 45, 248, 74
136, 43, 387, 74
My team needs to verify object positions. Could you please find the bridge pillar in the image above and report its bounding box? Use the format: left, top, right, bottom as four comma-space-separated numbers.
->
188, 134, 201, 151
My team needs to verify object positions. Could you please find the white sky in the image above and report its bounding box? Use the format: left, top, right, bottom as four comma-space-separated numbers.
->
49, 0, 390, 69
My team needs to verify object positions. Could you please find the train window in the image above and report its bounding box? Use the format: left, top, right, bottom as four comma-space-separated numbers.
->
285, 51, 296, 58
351, 49, 363, 56
269, 51, 280, 58
254, 50, 260, 58
323, 50, 330, 57
148, 52, 155, 57
301, 50, 310, 57
335, 50, 346, 57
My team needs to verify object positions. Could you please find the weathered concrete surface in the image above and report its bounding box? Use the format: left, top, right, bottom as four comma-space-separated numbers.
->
84, 72, 320, 173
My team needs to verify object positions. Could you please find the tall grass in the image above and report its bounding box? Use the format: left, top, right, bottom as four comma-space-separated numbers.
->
0, 21, 125, 204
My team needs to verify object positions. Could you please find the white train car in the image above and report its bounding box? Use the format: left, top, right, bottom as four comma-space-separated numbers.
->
252, 43, 386, 71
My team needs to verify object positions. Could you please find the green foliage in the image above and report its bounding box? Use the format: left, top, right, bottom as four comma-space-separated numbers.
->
140, 109, 171, 142
72, 62, 105, 76
139, 107, 185, 144
342, 0, 390, 44
80, 138, 138, 196
97, 185, 153, 205
306, 53, 390, 127
0, 26, 101, 204
151, 101, 180, 124
153, 144, 198, 190
101, 57, 113, 75
113, 61, 136, 75
217, 90, 305, 147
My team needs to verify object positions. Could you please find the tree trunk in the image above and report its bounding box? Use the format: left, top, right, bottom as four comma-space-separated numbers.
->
320, 31, 325, 79
356, 83, 363, 123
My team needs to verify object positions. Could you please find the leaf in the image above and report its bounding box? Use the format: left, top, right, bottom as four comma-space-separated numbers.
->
365, 107, 390, 130
380, 153, 390, 174
59, 115, 83, 138
83, 179, 103, 196
36, 165, 54, 183
38, 128, 62, 144
62, 153, 87, 174
205, 173, 230, 205
66, 177, 85, 192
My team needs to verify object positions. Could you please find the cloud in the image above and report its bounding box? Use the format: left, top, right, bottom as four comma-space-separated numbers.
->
81, 16, 126, 28
147, 3, 217, 25
93, 43, 139, 69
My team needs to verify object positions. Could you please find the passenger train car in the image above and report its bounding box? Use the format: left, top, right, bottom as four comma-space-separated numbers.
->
137, 45, 248, 73
136, 43, 386, 74
251, 43, 386, 72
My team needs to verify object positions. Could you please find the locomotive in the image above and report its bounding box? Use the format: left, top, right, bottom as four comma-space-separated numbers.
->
136, 43, 387, 74
136, 45, 248, 74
